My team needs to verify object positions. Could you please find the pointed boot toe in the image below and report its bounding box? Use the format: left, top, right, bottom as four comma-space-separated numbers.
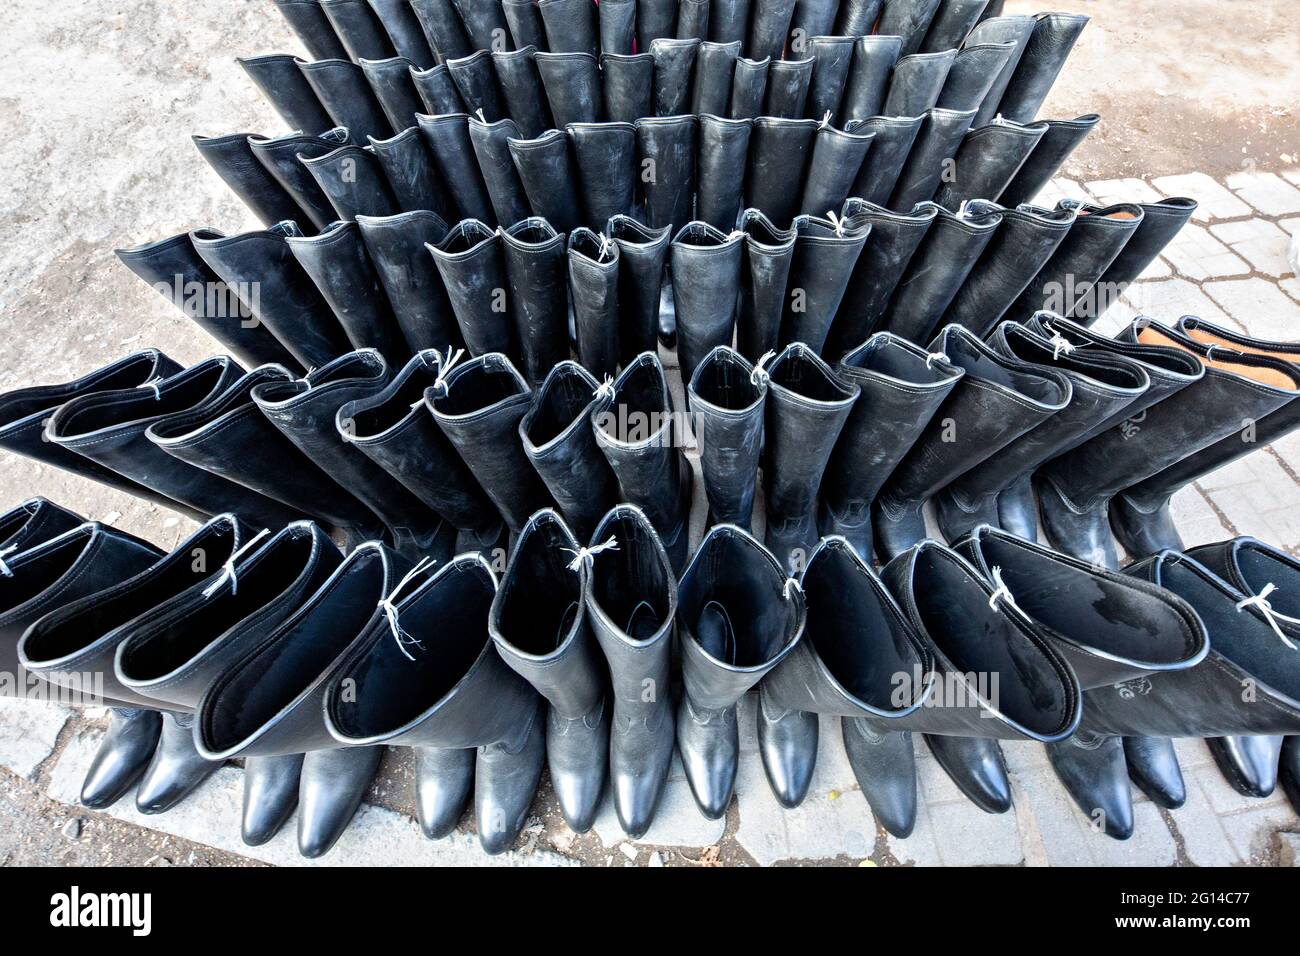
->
1207, 736, 1281, 799
79, 708, 162, 810
241, 754, 304, 847
415, 746, 476, 839
757, 690, 819, 809
676, 697, 739, 821
296, 747, 384, 858
474, 703, 546, 855
134, 713, 222, 815
1280, 738, 1300, 814
1048, 736, 1135, 840
925, 735, 1013, 814
547, 705, 609, 834
1123, 736, 1186, 809
842, 719, 918, 839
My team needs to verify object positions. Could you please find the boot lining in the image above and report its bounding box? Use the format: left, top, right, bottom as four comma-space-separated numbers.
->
680, 532, 788, 667
496, 521, 583, 655
1182, 325, 1300, 364
590, 515, 672, 642
0, 533, 89, 611
1137, 325, 1299, 390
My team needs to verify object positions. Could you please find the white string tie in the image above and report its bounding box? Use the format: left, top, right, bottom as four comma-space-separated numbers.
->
138, 377, 163, 400
0, 545, 17, 578
1049, 333, 1075, 360
827, 210, 845, 236
202, 528, 271, 599
783, 577, 802, 601
750, 350, 778, 386
563, 536, 620, 572
925, 351, 948, 368
381, 556, 440, 661
593, 375, 616, 400
430, 347, 465, 398
987, 565, 1019, 612
818, 110, 833, 129
1236, 583, 1300, 651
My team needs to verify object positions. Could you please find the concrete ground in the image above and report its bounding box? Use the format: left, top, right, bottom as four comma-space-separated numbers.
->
0, 0, 1298, 866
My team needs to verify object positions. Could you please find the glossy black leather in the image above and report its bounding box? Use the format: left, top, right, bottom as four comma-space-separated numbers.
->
839, 35, 903, 122
922, 0, 990, 52
410, 0, 473, 62
300, 144, 400, 221
320, 0, 395, 61
417, 112, 495, 223
356, 210, 463, 354
847, 115, 923, 207
410, 64, 466, 115
936, 40, 1017, 114
502, 217, 572, 385
450, 0, 511, 51
1086, 198, 1198, 316
446, 50, 506, 120
569, 122, 638, 228
779, 214, 870, 355
248, 128, 353, 232
933, 119, 1047, 209
888, 107, 976, 211
748, 0, 796, 63
800, 125, 873, 226
993, 11, 1089, 124
567, 228, 621, 380
597, 0, 636, 54
371, 0, 438, 67
998, 114, 1100, 208
273, 0, 349, 61
693, 41, 742, 116
368, 125, 453, 218
192, 133, 308, 230
508, 129, 582, 233
678, 0, 710, 39
492, 47, 553, 139
298, 57, 395, 144
883, 49, 956, 117
360, 56, 428, 131
697, 115, 753, 231
601, 53, 654, 123
429, 219, 519, 360
651, 38, 700, 116
805, 35, 854, 121
730, 56, 771, 120
637, 115, 698, 231
0, 498, 83, 558
736, 208, 796, 362
746, 117, 817, 228
966, 14, 1035, 126
878, 0, 944, 56
671, 222, 745, 382
688, 347, 766, 529
537, 51, 601, 127
607, 215, 672, 364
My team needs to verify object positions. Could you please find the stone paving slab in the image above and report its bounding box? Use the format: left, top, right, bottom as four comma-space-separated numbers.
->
0, 700, 71, 779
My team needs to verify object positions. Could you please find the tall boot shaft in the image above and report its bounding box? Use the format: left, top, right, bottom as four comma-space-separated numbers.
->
920, 0, 990, 52
597, 0, 636, 54
671, 222, 745, 382
888, 107, 975, 212
778, 213, 870, 356
0, 498, 85, 556
931, 119, 1048, 210
798, 122, 874, 221
429, 219, 519, 361
688, 347, 767, 529
466, 116, 533, 230
992, 11, 1089, 124
935, 40, 1018, 114
320, 0, 396, 61
501, 217, 571, 386
607, 215, 671, 364
569, 122, 638, 229
1087, 198, 1198, 315
492, 46, 553, 139
446, 50, 506, 121
357, 210, 463, 354
878, 0, 945, 57
601, 53, 654, 123
804, 35, 855, 121
536, 51, 601, 128
370, 0, 439, 68
504, 0, 548, 50
697, 115, 753, 232
748, 0, 796, 63
273, 0, 349, 61
746, 117, 818, 229
416, 113, 494, 223
693, 41, 742, 116
409, 0, 472, 62
410, 64, 466, 114
637, 115, 698, 232
998, 114, 1100, 208
300, 144, 400, 221
508, 128, 582, 234
298, 57, 394, 144
248, 128, 353, 232
192, 133, 310, 230
568, 228, 621, 381
966, 13, 1036, 127
736, 208, 796, 362
650, 38, 700, 116
882, 49, 956, 117
360, 56, 428, 132
847, 115, 923, 208
839, 35, 903, 122
730, 55, 771, 120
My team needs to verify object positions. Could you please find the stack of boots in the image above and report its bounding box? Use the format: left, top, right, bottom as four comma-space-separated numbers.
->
569, 122, 638, 228
429, 219, 519, 360
745, 117, 817, 228
671, 222, 745, 383
678, 525, 805, 818
19, 517, 242, 812
252, 350, 452, 558
116, 233, 301, 371
882, 49, 956, 117
778, 213, 870, 356
427, 352, 554, 536
320, 0, 396, 61
300, 143, 400, 220
602, 53, 654, 123
874, 324, 1070, 561
607, 215, 672, 365
687, 346, 766, 529
748, 0, 797, 63
505, 0, 549, 51
508, 129, 582, 234
943, 201, 1077, 336
935, 40, 1018, 115
591, 352, 694, 572
490, 510, 610, 831
1185, 537, 1299, 802
567, 227, 621, 380
804, 36, 855, 121
636, 115, 698, 232
114, 522, 342, 815
370, 0, 439, 67
932, 118, 1048, 210
0, 351, 184, 500
410, 64, 466, 114
360, 57, 428, 131
192, 133, 313, 230
799, 121, 874, 221
324, 554, 545, 854
998, 114, 1101, 208
1083, 198, 1199, 320
539, 0, 599, 57
934, 322, 1149, 542
730, 56, 771, 120
46, 357, 306, 528
878, 200, 1001, 345
466, 116, 533, 229
736, 208, 796, 362
839, 35, 904, 122
339, 351, 507, 555
194, 543, 409, 854
692, 41, 743, 116
536, 51, 601, 127
146, 365, 383, 543
990, 12, 1089, 125
416, 113, 495, 223
356, 210, 464, 354
696, 115, 753, 232
953, 526, 1207, 823
191, 223, 354, 369
879, 0, 945, 56
965, 13, 1036, 127
888, 107, 976, 212
247, 128, 359, 233
446, 51, 506, 121
500, 218, 571, 387
825, 199, 937, 359
756, 537, 931, 833
298, 57, 395, 144
761, 343, 859, 571
285, 220, 411, 361
492, 47, 553, 139
819, 334, 963, 561
881, 539, 1082, 820
584, 504, 678, 837
650, 38, 701, 116
845, 115, 923, 207
1036, 318, 1300, 572
519, 362, 621, 539
272, 0, 349, 61
1007, 201, 1145, 325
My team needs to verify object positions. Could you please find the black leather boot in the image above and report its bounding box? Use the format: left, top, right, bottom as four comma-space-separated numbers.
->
781, 213, 871, 356
410, 64, 466, 114
429, 219, 519, 360
491, 509, 610, 832
450, 0, 512, 51
584, 504, 678, 838
192, 133, 308, 229
678, 524, 804, 818
746, 117, 817, 229
537, 51, 601, 127
671, 222, 745, 383
248, 128, 353, 232
826, 198, 937, 358
921, 0, 989, 51
636, 115, 698, 231
650, 38, 700, 116
687, 346, 766, 528
709, 0, 750, 43
467, 115, 533, 229
416, 112, 495, 223
878, 0, 944, 56
799, 121, 874, 221
569, 122, 638, 228
300, 143, 401, 221
273, 0, 349, 61
998, 114, 1101, 208
324, 554, 544, 854
410, 0, 472, 62
882, 49, 956, 117
0, 498, 83, 556
943, 202, 1077, 336
508, 128, 582, 233
591, 353, 693, 571
598, 0, 636, 54
1085, 198, 1198, 319
762, 343, 859, 571
820, 334, 963, 561
320, 0, 395, 61
492, 46, 553, 139
888, 107, 976, 211
934, 322, 1149, 541
965, 13, 1035, 127
1007, 201, 1145, 324
538, 0, 598, 55
339, 351, 507, 555
748, 0, 796, 63
839, 35, 903, 122
874, 324, 1069, 560
693, 41, 742, 116
298, 57, 395, 143
935, 40, 1018, 114
501, 217, 571, 386
933, 118, 1048, 210
567, 228, 621, 380
601, 53, 654, 123
847, 115, 924, 207
763, 57, 814, 119
191, 223, 354, 369
879, 201, 1002, 345
356, 210, 464, 354
446, 50, 506, 120
519, 363, 621, 539
360, 56, 428, 131
285, 220, 411, 361
992, 11, 1089, 125
371, 0, 439, 67
428, 352, 554, 535
607, 215, 671, 364
736, 208, 796, 362
697, 115, 753, 231
804, 36, 853, 121
678, 0, 710, 38
730, 55, 770, 119
116, 234, 300, 371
